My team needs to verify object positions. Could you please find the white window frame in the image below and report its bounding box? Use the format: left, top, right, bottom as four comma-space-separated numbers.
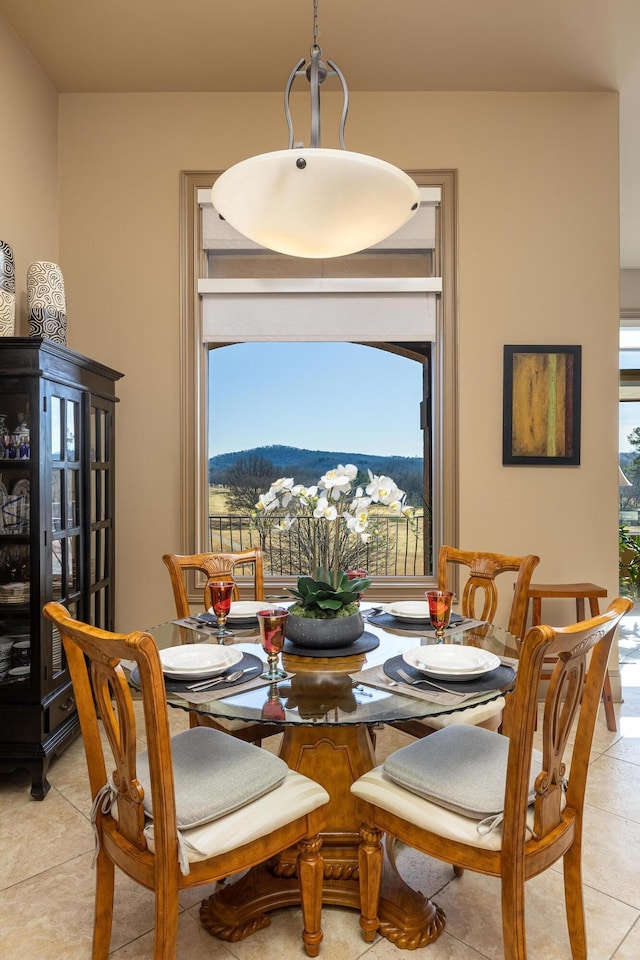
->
179, 169, 458, 599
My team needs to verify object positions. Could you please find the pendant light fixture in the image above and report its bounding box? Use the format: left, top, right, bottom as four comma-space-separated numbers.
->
211, 0, 420, 259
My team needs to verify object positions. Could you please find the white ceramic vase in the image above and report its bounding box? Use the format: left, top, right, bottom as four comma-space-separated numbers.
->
27, 260, 67, 345
0, 241, 16, 337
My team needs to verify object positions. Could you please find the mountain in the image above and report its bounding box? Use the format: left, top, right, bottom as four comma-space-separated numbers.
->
209, 444, 423, 487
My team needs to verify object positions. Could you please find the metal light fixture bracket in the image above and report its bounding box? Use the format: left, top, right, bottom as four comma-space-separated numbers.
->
284, 43, 349, 151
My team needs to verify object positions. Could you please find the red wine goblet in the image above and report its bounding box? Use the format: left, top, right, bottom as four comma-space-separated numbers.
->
206, 579, 235, 639
426, 589, 454, 642
257, 607, 289, 681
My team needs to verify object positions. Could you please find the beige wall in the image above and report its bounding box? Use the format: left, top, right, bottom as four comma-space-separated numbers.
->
0, 16, 59, 326
52, 91, 619, 691
56, 91, 619, 632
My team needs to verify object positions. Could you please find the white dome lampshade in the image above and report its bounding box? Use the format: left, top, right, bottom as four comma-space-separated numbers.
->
211, 0, 420, 259
212, 148, 420, 259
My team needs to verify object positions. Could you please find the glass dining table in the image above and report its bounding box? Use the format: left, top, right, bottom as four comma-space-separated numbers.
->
143, 612, 519, 950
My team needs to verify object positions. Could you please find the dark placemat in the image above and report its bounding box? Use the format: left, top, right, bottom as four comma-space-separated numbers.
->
130, 651, 264, 693
367, 611, 465, 633
283, 630, 380, 658
383, 654, 515, 694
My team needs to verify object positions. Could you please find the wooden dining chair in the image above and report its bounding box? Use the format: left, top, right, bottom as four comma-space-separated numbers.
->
43, 601, 329, 960
352, 596, 631, 959
162, 549, 281, 743
162, 548, 265, 619
393, 546, 540, 739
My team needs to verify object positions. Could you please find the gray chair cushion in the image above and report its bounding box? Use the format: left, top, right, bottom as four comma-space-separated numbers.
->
137, 726, 288, 829
383, 724, 542, 821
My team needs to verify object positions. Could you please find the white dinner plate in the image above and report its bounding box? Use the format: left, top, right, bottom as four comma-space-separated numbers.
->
384, 601, 432, 622
402, 645, 501, 681
224, 600, 279, 622
159, 644, 242, 679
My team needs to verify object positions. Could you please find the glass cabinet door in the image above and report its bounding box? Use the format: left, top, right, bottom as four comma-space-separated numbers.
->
89, 396, 115, 630
0, 392, 32, 692
48, 386, 83, 680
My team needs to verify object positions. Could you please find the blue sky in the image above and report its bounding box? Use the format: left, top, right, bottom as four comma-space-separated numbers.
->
208, 342, 424, 459
620, 402, 640, 452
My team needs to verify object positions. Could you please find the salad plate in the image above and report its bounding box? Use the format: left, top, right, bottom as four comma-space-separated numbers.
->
159, 643, 242, 680
402, 645, 501, 681
223, 600, 279, 622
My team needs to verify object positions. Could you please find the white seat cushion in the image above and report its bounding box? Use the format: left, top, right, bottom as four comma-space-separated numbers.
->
145, 769, 329, 862
413, 696, 505, 730
352, 765, 529, 852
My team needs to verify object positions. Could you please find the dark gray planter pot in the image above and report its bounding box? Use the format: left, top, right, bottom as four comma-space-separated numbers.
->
284, 610, 365, 649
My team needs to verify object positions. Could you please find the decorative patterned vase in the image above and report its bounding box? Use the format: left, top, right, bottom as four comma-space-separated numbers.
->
0, 241, 16, 337
27, 260, 67, 345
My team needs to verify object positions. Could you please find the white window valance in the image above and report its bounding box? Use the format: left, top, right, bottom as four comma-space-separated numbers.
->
198, 185, 441, 343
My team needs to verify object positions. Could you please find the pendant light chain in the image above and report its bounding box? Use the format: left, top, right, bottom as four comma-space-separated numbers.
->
312, 0, 320, 53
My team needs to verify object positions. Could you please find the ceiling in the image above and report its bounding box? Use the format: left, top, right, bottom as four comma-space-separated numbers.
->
2, 0, 640, 266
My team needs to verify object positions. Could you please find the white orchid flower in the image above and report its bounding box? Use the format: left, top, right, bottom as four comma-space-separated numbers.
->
344, 511, 369, 534
320, 464, 357, 495
271, 477, 295, 494
256, 490, 278, 513
313, 497, 338, 522
366, 474, 401, 505
275, 515, 296, 531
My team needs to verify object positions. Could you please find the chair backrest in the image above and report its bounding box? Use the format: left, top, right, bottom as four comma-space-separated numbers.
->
43, 601, 179, 863
500, 597, 630, 858
438, 545, 540, 639
162, 549, 265, 618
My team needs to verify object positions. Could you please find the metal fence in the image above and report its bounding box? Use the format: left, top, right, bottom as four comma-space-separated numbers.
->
208, 513, 426, 577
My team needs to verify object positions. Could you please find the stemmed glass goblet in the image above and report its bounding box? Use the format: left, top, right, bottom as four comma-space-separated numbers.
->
206, 579, 235, 640
426, 590, 454, 642
257, 607, 289, 681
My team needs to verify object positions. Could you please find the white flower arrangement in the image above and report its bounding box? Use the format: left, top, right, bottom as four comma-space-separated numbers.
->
254, 463, 416, 591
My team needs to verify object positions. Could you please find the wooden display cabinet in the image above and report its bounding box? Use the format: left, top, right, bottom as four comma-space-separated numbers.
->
0, 338, 122, 798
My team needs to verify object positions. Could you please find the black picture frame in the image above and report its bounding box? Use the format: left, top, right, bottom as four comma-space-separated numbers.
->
502, 345, 581, 465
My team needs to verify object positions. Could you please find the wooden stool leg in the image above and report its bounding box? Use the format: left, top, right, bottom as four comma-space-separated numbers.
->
584, 597, 617, 733
532, 598, 542, 627
600, 672, 617, 732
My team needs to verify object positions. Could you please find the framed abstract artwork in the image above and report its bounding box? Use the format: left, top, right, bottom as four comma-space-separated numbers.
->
502, 345, 581, 465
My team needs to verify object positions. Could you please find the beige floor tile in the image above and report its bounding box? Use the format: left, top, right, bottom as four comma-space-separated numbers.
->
585, 753, 640, 823
361, 929, 491, 959
0, 790, 93, 890
433, 867, 638, 960
578, 803, 640, 909
0, 766, 35, 811
612, 917, 640, 959
606, 713, 640, 765
0, 851, 159, 960
203, 903, 368, 960
110, 908, 243, 960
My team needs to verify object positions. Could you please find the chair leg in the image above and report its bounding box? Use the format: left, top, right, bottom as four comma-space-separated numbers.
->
563, 838, 587, 960
298, 834, 324, 958
153, 870, 180, 960
601, 672, 617, 732
358, 824, 383, 943
501, 861, 528, 960
92, 847, 115, 960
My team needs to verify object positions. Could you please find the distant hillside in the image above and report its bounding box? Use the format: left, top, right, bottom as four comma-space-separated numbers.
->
209, 444, 423, 489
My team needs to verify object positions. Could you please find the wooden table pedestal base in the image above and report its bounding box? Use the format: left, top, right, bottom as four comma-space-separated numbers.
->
199, 724, 446, 949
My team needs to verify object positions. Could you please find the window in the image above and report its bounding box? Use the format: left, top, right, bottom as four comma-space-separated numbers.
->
179, 170, 458, 596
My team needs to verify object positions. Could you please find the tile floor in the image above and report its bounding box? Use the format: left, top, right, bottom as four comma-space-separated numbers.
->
1, 613, 640, 960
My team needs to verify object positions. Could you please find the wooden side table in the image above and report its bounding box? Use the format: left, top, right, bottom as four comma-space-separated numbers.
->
527, 582, 616, 731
